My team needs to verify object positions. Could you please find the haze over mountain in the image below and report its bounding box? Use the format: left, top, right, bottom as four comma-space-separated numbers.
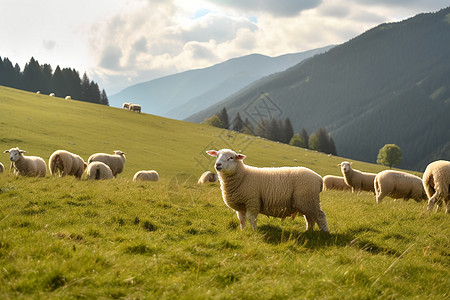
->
187, 7, 450, 171
108, 46, 334, 118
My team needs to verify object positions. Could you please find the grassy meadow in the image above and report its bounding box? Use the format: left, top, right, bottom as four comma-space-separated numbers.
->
0, 86, 448, 299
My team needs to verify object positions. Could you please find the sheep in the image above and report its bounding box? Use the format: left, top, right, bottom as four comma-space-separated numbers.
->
122, 102, 131, 109
197, 171, 218, 184
133, 170, 159, 182
323, 175, 352, 191
339, 161, 376, 193
36, 91, 41, 94
48, 150, 87, 179
422, 160, 450, 213
3, 147, 46, 177
85, 161, 113, 180
207, 149, 329, 232
129, 103, 141, 113
87, 150, 126, 177
65, 96, 71, 100
374, 170, 427, 204
49, 93, 55, 97
0, 162, 4, 173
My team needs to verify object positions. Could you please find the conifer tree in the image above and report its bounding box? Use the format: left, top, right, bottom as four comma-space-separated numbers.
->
217, 107, 230, 129
232, 112, 244, 132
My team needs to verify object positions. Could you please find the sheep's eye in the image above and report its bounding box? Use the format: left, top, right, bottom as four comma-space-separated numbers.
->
228, 157, 233, 161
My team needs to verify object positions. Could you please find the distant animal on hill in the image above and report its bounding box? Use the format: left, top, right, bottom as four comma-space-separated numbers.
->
65, 96, 71, 100
374, 170, 426, 203
48, 150, 87, 179
3, 147, 46, 177
339, 161, 376, 193
207, 149, 329, 232
87, 151, 126, 177
323, 175, 351, 191
422, 160, 450, 213
122, 102, 131, 109
129, 103, 141, 113
86, 161, 113, 180
133, 170, 159, 182
49, 93, 55, 97
197, 171, 218, 184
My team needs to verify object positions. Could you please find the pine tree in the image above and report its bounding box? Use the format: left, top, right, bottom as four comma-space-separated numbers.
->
80, 72, 91, 102
300, 128, 309, 149
22, 57, 42, 92
100, 89, 109, 106
232, 112, 244, 132
268, 118, 281, 142
217, 107, 230, 129
281, 117, 294, 144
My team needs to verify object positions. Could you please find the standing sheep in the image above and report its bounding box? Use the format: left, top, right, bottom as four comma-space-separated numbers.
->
422, 160, 450, 213
3, 147, 46, 177
122, 102, 131, 109
0, 162, 4, 173
197, 171, 218, 184
133, 170, 159, 182
374, 170, 427, 204
65, 96, 71, 100
207, 149, 329, 232
129, 104, 141, 113
87, 151, 126, 177
49, 93, 55, 97
49, 150, 87, 179
323, 175, 352, 191
339, 161, 376, 193
86, 162, 113, 180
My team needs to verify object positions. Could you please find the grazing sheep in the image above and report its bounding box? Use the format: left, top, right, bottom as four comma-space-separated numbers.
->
3, 147, 46, 177
36, 91, 41, 94
122, 102, 131, 109
422, 160, 450, 213
48, 150, 87, 179
87, 150, 126, 177
374, 170, 427, 204
65, 96, 71, 100
197, 171, 218, 184
49, 93, 55, 97
85, 161, 113, 180
323, 175, 352, 191
207, 149, 329, 232
0, 162, 4, 173
129, 103, 141, 113
133, 170, 159, 182
339, 161, 376, 193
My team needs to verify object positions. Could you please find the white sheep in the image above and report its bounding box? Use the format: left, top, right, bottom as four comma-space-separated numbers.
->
48, 150, 87, 179
65, 96, 71, 100
85, 161, 113, 180
197, 171, 218, 184
3, 147, 46, 177
374, 170, 427, 204
0, 162, 4, 173
87, 150, 126, 177
323, 175, 352, 191
207, 149, 329, 232
49, 93, 55, 97
122, 102, 131, 109
339, 161, 376, 193
129, 103, 141, 113
133, 170, 159, 182
422, 160, 450, 213
36, 91, 41, 94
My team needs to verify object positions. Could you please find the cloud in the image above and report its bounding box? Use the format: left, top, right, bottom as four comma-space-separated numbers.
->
42, 40, 56, 51
99, 45, 123, 70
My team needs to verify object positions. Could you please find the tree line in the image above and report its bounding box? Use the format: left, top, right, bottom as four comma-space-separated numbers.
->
205, 107, 337, 155
0, 56, 108, 105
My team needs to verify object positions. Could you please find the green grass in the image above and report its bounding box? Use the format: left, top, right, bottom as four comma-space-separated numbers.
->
0, 86, 448, 299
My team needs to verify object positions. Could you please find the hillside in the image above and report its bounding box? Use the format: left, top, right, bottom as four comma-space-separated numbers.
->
108, 46, 334, 119
187, 7, 450, 171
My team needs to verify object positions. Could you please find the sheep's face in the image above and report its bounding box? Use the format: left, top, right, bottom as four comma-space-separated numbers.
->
3, 148, 25, 162
340, 162, 352, 174
207, 149, 245, 176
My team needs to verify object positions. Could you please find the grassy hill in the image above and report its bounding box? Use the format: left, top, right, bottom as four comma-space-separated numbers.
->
0, 86, 448, 299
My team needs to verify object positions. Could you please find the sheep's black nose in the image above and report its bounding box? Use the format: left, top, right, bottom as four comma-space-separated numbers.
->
215, 163, 222, 171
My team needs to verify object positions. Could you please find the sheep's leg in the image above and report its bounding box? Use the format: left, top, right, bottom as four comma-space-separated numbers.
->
245, 210, 258, 230
316, 209, 329, 232
427, 192, 441, 212
304, 215, 315, 231
236, 211, 246, 230
291, 212, 297, 220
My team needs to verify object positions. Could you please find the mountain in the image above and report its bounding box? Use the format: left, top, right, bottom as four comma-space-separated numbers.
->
187, 7, 450, 171
108, 46, 334, 118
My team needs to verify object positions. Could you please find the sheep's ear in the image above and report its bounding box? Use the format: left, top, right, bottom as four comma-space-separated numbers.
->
337, 163, 341, 166
236, 154, 246, 160
19, 150, 26, 153
3, 150, 9, 153
206, 150, 218, 157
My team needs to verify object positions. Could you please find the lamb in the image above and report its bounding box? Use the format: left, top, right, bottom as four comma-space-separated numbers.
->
65, 96, 71, 100
129, 103, 141, 113
122, 102, 131, 109
87, 150, 126, 177
339, 161, 376, 193
48, 150, 87, 179
133, 170, 159, 182
85, 161, 113, 180
3, 147, 46, 177
422, 160, 450, 213
374, 170, 427, 203
197, 171, 218, 184
0, 162, 4, 173
323, 175, 352, 191
207, 149, 329, 232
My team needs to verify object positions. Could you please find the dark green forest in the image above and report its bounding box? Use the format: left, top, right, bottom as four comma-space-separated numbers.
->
187, 7, 450, 171
0, 56, 108, 105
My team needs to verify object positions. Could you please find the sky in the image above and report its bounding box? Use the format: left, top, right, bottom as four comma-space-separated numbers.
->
0, 0, 448, 95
